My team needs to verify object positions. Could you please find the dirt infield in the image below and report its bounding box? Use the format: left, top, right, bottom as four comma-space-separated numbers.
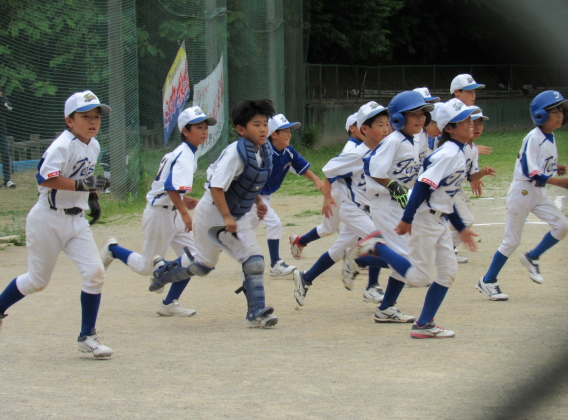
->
1, 187, 568, 419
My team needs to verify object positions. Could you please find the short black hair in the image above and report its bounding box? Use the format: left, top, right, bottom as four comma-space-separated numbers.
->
180, 123, 194, 141
438, 122, 457, 146
65, 111, 76, 128
232, 99, 275, 128
362, 110, 389, 131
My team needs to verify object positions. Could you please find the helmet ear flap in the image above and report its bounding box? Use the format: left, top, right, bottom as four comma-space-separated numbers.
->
390, 112, 405, 131
424, 111, 432, 127
532, 109, 549, 126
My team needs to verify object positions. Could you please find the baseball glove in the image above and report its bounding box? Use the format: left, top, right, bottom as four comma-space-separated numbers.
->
88, 192, 101, 225
75, 175, 111, 192
386, 180, 408, 209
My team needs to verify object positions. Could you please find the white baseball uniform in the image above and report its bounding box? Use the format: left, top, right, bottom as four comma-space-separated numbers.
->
402, 139, 467, 288
124, 142, 198, 276
451, 141, 479, 246
413, 130, 432, 169
16, 130, 105, 296
323, 143, 376, 262
365, 130, 421, 282
497, 128, 568, 257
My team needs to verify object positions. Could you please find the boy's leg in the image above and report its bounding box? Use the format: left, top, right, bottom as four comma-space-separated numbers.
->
259, 197, 296, 276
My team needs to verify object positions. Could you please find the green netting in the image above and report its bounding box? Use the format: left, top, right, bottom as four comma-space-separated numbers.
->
0, 0, 140, 200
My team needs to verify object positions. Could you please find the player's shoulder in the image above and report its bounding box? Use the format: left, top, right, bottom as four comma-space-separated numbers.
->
45, 130, 78, 154
524, 127, 545, 144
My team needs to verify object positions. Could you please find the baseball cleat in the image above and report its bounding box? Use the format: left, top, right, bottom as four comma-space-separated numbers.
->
519, 252, 544, 284
149, 256, 165, 294
77, 328, 113, 358
246, 313, 278, 328
476, 277, 509, 301
345, 231, 386, 262
157, 300, 196, 317
374, 305, 415, 323
293, 270, 311, 306
410, 319, 455, 339
456, 255, 469, 264
342, 259, 361, 291
363, 286, 384, 303
289, 235, 305, 260
100, 237, 118, 270
5, 180, 16, 188
270, 259, 296, 277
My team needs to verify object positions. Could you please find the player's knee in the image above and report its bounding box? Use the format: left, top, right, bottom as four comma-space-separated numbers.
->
242, 255, 265, 276
552, 219, 568, 240
189, 261, 214, 277
84, 265, 106, 293
404, 267, 431, 288
19, 273, 50, 294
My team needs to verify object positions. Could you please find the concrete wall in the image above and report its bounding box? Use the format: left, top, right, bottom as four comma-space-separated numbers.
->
305, 97, 566, 148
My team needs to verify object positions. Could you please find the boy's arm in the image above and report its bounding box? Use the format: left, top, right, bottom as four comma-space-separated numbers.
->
41, 175, 109, 192
395, 181, 431, 236
255, 195, 268, 220
210, 187, 237, 233
322, 178, 337, 218
469, 166, 496, 182
302, 169, 325, 193
183, 195, 199, 210
546, 177, 568, 189
168, 191, 193, 232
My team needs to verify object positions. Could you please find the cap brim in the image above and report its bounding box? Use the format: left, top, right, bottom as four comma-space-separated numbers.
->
425, 97, 441, 103
408, 103, 435, 113
188, 116, 217, 126
545, 99, 568, 110
278, 122, 301, 131
461, 84, 485, 91
75, 104, 111, 114
472, 115, 489, 121
450, 108, 482, 123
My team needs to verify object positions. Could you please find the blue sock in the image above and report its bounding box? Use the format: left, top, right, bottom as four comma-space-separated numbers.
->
109, 244, 133, 265
417, 282, 449, 327
163, 278, 190, 305
80, 291, 101, 337
375, 243, 411, 277
354, 256, 389, 269
529, 232, 559, 260
484, 251, 509, 283
267, 239, 280, 267
304, 252, 335, 282
378, 277, 406, 310
367, 266, 380, 289
298, 228, 320, 246
0, 278, 25, 314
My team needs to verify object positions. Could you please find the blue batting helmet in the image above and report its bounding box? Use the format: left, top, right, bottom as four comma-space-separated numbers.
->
530, 90, 567, 126
388, 91, 435, 131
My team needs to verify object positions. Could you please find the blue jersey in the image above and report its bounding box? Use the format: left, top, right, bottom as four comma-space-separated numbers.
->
260, 144, 310, 195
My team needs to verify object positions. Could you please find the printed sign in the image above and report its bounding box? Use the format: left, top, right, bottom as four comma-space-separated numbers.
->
163, 41, 190, 147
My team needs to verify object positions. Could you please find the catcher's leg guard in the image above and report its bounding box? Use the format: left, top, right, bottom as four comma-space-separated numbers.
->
149, 248, 213, 292
241, 255, 273, 321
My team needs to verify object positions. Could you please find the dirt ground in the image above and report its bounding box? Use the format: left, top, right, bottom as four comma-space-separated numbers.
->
1, 185, 568, 419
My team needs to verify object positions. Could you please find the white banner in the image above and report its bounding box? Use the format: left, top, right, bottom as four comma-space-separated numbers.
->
193, 56, 225, 159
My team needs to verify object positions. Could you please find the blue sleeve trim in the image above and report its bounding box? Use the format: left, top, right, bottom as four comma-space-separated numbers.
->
533, 174, 550, 183
520, 140, 531, 179
36, 157, 46, 185
164, 152, 182, 191
401, 181, 431, 224
447, 205, 466, 232
327, 172, 353, 184
297, 162, 311, 176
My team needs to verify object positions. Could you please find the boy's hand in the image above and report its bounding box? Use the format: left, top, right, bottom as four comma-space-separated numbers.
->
223, 215, 237, 233
470, 180, 484, 197
322, 196, 337, 218
395, 220, 411, 236
313, 178, 325, 193
256, 201, 268, 221
183, 196, 199, 210
180, 211, 193, 232
557, 165, 567, 176
481, 166, 496, 177
459, 228, 479, 252
476, 145, 493, 155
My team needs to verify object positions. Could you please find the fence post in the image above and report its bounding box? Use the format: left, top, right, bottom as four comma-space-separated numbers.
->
377, 65, 381, 99
336, 65, 339, 100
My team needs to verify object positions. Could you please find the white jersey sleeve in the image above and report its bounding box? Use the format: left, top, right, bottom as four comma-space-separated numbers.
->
513, 127, 558, 181
341, 137, 363, 153
36, 130, 99, 210
208, 142, 245, 190
464, 143, 480, 180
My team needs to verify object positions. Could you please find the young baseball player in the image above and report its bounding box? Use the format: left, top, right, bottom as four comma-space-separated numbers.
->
412, 87, 440, 168
293, 102, 390, 306
247, 113, 324, 277
450, 74, 492, 156
0, 91, 112, 356
289, 113, 364, 259
148, 99, 279, 328
477, 90, 568, 301
346, 98, 480, 338
99, 106, 215, 316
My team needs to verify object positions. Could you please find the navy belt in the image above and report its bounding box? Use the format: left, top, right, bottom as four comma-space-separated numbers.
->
529, 180, 546, 188
50, 206, 83, 215
429, 209, 448, 218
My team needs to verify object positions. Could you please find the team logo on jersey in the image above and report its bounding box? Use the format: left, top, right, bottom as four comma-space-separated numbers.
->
370, 102, 379, 109
47, 171, 60, 178
522, 190, 528, 196
180, 186, 192, 191
453, 101, 464, 111
83, 93, 97, 102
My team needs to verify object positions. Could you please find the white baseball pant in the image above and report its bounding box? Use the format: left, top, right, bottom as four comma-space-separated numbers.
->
316, 186, 344, 238
326, 201, 374, 262
451, 188, 474, 248
125, 204, 197, 276
497, 181, 568, 257
248, 195, 282, 240
16, 203, 105, 296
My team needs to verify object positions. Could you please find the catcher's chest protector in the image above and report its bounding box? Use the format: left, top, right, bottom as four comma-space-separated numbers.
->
225, 138, 272, 219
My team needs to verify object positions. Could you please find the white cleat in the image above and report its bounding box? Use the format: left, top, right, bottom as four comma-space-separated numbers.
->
289, 235, 306, 260
374, 305, 415, 323
157, 300, 196, 317
346, 231, 386, 262
519, 252, 544, 284
342, 259, 361, 291
246, 314, 278, 328
270, 259, 296, 277
456, 255, 469, 264
77, 329, 113, 358
363, 286, 384, 303
149, 256, 165, 294
410, 320, 455, 339
5, 180, 16, 188
476, 277, 509, 301
100, 237, 118, 270
293, 270, 311, 306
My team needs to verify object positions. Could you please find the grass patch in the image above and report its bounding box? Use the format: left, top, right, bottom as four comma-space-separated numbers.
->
284, 223, 298, 227
293, 210, 320, 218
